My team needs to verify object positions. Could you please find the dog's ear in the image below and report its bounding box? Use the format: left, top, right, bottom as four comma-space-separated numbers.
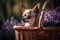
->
33, 3, 40, 13
20, 4, 26, 12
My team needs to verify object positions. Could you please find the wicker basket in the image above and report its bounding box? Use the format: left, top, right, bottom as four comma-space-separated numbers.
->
13, 0, 60, 40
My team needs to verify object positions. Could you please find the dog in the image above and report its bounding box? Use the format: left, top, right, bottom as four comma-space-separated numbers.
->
20, 3, 40, 27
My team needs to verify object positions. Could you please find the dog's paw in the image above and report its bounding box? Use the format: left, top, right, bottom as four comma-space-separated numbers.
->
24, 23, 30, 27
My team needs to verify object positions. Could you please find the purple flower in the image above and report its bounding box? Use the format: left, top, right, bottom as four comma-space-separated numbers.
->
44, 7, 60, 26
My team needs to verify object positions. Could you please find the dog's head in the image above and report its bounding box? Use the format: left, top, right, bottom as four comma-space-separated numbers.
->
20, 3, 40, 23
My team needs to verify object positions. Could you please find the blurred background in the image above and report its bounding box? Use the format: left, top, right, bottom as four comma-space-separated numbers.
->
0, 0, 60, 40
0, 0, 60, 25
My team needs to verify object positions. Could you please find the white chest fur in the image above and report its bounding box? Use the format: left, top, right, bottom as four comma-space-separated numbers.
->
24, 16, 36, 27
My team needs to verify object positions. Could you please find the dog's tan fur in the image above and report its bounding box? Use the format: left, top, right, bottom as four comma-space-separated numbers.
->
21, 3, 40, 27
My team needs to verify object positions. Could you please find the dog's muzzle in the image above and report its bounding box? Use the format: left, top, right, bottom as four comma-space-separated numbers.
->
22, 18, 26, 22
22, 16, 31, 23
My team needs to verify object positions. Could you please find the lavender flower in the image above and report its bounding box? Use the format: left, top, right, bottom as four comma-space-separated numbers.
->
44, 7, 60, 26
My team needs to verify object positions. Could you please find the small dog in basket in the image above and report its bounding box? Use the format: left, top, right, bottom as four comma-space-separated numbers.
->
21, 3, 40, 27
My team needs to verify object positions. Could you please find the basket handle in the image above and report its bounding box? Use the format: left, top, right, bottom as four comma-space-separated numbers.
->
38, 0, 54, 28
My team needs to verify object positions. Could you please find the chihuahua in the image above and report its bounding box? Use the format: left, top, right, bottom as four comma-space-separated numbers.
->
21, 3, 40, 27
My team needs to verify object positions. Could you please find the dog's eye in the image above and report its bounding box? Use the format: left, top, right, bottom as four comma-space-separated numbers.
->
24, 14, 26, 16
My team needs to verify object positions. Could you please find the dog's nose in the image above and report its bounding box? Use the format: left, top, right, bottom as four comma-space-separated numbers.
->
22, 18, 26, 22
